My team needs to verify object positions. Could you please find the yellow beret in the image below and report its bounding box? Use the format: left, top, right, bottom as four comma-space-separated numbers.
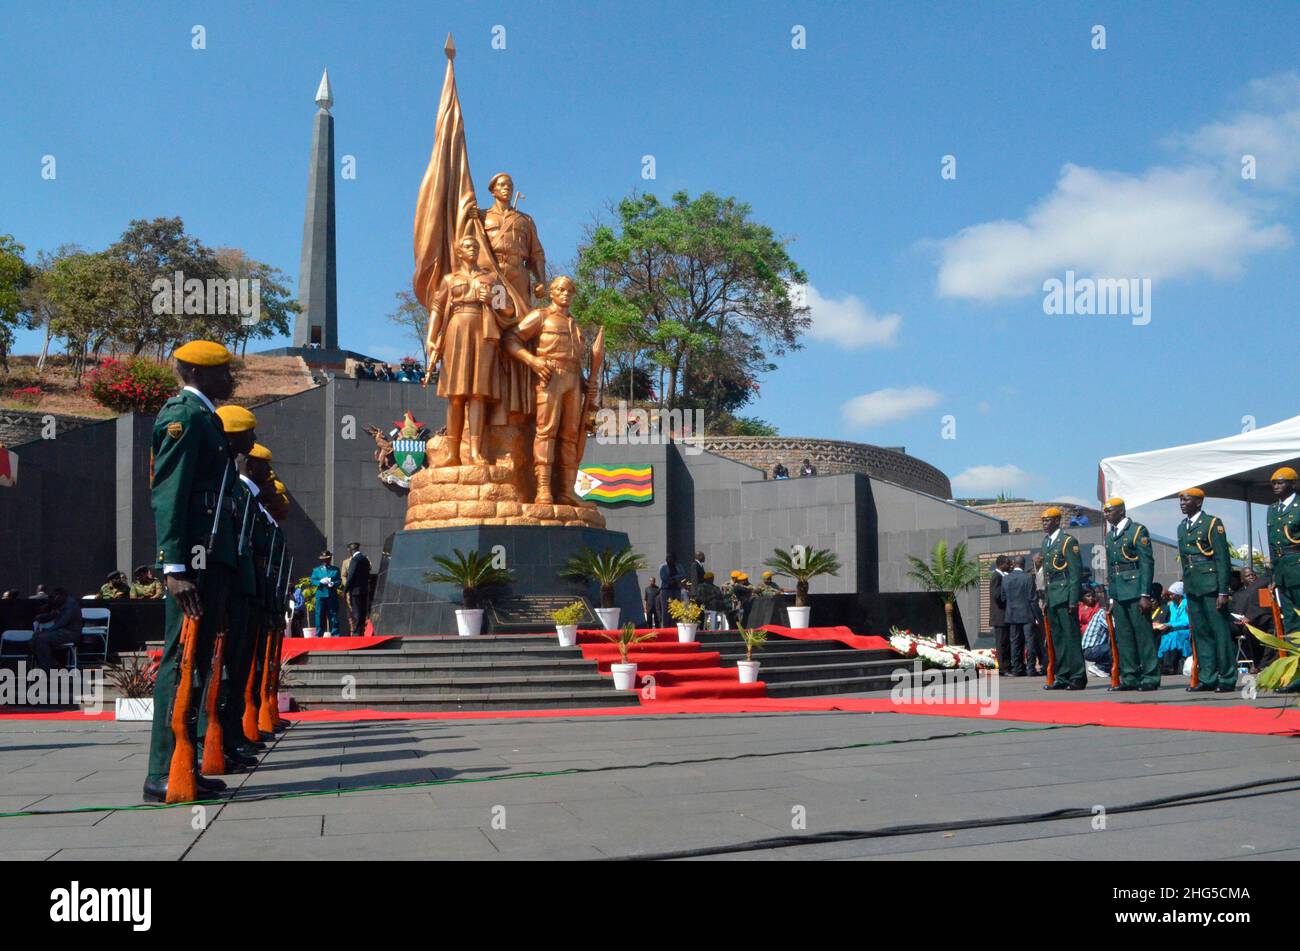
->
730, 570, 741, 579
1041, 507, 1062, 518
174, 340, 232, 366
762, 570, 773, 578
737, 573, 749, 582
1272, 467, 1298, 481
703, 571, 715, 581
215, 405, 256, 433
1180, 487, 1205, 498
273, 479, 287, 495
248, 443, 273, 461
1103, 497, 1125, 509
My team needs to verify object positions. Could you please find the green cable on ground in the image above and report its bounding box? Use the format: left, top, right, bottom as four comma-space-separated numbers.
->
0, 722, 1082, 819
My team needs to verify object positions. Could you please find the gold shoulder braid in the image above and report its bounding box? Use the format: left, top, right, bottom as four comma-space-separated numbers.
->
1285, 519, 1300, 545
1196, 517, 1217, 556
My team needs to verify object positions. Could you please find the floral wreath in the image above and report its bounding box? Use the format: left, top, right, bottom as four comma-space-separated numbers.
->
887, 626, 998, 670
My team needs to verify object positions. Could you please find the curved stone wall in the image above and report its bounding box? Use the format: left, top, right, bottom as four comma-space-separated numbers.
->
703, 435, 952, 498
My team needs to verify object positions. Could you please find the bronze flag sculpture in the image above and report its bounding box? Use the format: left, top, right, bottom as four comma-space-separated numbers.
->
407, 35, 604, 530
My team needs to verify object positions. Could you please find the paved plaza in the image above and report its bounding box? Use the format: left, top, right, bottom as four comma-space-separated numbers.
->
1, 679, 1297, 861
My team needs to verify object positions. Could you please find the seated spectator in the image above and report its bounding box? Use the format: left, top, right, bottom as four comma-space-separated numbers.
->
757, 570, 782, 595
31, 584, 49, 602
1078, 587, 1111, 677
99, 571, 131, 600
130, 566, 163, 600
772, 462, 790, 480
1155, 581, 1191, 673
799, 458, 817, 477
32, 587, 82, 672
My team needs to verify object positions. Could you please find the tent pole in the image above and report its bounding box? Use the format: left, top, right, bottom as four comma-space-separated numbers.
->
1245, 486, 1253, 570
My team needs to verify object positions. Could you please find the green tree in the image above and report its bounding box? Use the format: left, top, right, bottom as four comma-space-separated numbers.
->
42, 251, 132, 381
386, 290, 429, 362
107, 217, 222, 356
575, 191, 809, 412
906, 540, 981, 648
0, 235, 34, 371
214, 247, 297, 355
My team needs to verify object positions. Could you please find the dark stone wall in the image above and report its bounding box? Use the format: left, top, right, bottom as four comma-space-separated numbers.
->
0, 416, 118, 597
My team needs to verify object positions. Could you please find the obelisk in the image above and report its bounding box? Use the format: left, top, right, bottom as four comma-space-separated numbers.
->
293, 69, 338, 350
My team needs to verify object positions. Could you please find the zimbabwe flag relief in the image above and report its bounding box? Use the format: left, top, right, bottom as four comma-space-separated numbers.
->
575, 465, 653, 505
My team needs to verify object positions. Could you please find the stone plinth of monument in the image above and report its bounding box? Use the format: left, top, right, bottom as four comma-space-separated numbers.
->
372, 524, 643, 636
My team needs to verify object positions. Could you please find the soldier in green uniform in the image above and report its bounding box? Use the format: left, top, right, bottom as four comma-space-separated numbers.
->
144, 340, 240, 803
1176, 487, 1236, 692
1101, 497, 1161, 691
1266, 467, 1300, 635
1040, 507, 1086, 689
212, 405, 263, 769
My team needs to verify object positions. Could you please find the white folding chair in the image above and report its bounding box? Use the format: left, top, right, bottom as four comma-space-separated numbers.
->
79, 607, 111, 667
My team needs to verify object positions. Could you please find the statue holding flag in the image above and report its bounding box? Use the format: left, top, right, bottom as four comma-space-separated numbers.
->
405, 35, 605, 530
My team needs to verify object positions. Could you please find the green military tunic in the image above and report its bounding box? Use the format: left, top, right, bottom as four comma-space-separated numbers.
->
1177, 510, 1235, 689
1104, 518, 1160, 688
147, 388, 238, 785
1266, 494, 1300, 635
1041, 529, 1086, 687
216, 476, 262, 752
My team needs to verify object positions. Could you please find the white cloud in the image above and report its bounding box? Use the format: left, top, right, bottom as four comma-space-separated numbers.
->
1171, 72, 1300, 191
840, 386, 940, 428
951, 464, 1035, 495
932, 73, 1299, 302
935, 164, 1289, 300
798, 284, 901, 348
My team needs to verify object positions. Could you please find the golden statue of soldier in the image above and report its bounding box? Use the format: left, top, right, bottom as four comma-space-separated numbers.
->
506, 276, 597, 505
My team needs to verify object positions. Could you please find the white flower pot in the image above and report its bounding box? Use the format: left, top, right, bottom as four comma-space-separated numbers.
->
786, 605, 811, 629
737, 660, 761, 684
277, 690, 291, 713
456, 609, 484, 637
302, 627, 317, 638
595, 607, 621, 631
115, 697, 154, 721
611, 662, 638, 690
676, 622, 697, 643
555, 624, 578, 647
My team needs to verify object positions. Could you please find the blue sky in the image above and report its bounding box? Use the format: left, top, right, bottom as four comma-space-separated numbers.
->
3, 0, 1298, 544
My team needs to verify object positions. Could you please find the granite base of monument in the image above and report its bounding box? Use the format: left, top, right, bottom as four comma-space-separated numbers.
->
372, 525, 645, 636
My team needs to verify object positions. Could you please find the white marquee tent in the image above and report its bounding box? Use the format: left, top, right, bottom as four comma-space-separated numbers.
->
1097, 414, 1300, 560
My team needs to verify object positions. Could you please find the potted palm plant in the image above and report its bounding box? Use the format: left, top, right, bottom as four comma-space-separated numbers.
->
905, 539, 980, 648
667, 598, 703, 643
295, 577, 319, 637
559, 546, 647, 630
763, 546, 842, 628
108, 653, 158, 721
550, 600, 587, 647
736, 627, 768, 684
603, 622, 657, 690
423, 549, 515, 636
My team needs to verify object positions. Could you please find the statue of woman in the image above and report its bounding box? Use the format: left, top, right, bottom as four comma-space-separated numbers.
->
425, 233, 513, 465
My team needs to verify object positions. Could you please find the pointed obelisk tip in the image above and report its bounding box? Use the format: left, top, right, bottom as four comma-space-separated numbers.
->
315, 68, 333, 112
444, 33, 456, 60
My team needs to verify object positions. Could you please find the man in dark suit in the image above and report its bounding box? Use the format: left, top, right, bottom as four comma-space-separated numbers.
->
1002, 556, 1034, 676
687, 551, 706, 593
659, 553, 685, 624
989, 555, 1010, 674
342, 542, 372, 636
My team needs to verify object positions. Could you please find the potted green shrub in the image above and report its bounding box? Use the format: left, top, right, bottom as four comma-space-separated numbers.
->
108, 653, 158, 721
736, 627, 768, 684
559, 546, 647, 630
667, 598, 703, 643
763, 546, 842, 628
295, 577, 319, 637
423, 549, 515, 636
603, 622, 657, 690
550, 600, 587, 647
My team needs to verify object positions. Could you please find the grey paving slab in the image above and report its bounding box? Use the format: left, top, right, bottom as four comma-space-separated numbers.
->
0, 705, 1295, 860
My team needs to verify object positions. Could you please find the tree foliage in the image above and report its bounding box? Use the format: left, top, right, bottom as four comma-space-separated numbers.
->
575, 191, 809, 425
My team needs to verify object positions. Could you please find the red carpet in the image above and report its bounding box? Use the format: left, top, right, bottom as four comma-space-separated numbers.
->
280, 635, 394, 663
577, 628, 765, 699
